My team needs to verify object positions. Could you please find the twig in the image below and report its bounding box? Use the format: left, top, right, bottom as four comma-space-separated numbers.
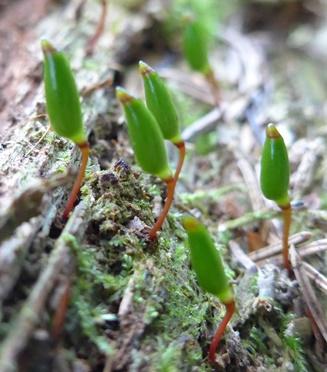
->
248, 231, 312, 262
0, 202, 89, 372
257, 239, 327, 267
302, 262, 327, 295
290, 245, 327, 343
181, 94, 250, 142
229, 240, 257, 272
182, 107, 222, 141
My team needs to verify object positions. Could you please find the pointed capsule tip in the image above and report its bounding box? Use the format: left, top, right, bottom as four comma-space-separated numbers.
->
116, 87, 134, 104
182, 216, 200, 232
266, 123, 281, 139
138, 61, 154, 76
41, 39, 57, 55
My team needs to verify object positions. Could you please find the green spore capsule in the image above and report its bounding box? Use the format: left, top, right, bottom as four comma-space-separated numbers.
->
116, 87, 176, 240
116, 87, 171, 181
139, 61, 182, 145
182, 18, 210, 74
260, 123, 292, 272
182, 215, 235, 364
41, 40, 86, 145
182, 17, 220, 106
260, 123, 290, 207
138, 60, 186, 197
182, 216, 233, 303
42, 40, 90, 220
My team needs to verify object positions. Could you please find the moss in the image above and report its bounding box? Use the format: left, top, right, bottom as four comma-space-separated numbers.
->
57, 139, 309, 371
236, 282, 309, 372
156, 342, 182, 372
281, 313, 309, 372
64, 233, 125, 357
139, 229, 235, 370
179, 184, 244, 206
53, 148, 74, 174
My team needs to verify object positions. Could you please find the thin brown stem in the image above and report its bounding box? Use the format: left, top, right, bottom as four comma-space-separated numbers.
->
173, 141, 186, 184
85, 0, 108, 56
149, 177, 175, 240
63, 142, 90, 220
205, 68, 220, 107
279, 203, 292, 273
148, 142, 185, 240
51, 280, 71, 342
209, 300, 235, 365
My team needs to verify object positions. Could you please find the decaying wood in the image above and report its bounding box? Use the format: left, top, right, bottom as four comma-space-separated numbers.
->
0, 173, 72, 244
0, 221, 39, 304
0, 201, 89, 372
0, 1, 116, 370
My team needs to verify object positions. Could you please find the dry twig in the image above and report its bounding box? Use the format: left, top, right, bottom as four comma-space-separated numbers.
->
85, 0, 108, 56
302, 262, 327, 295
290, 245, 327, 344
257, 239, 327, 267
249, 231, 312, 262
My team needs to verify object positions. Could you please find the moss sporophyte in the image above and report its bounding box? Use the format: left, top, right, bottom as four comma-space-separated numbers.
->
138, 61, 186, 193
182, 216, 235, 365
42, 40, 90, 220
116, 87, 177, 240
260, 123, 291, 272
182, 16, 220, 106
85, 0, 108, 56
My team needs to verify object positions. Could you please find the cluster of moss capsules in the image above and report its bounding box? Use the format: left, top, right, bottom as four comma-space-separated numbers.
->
41, 38, 293, 366
116, 61, 186, 240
